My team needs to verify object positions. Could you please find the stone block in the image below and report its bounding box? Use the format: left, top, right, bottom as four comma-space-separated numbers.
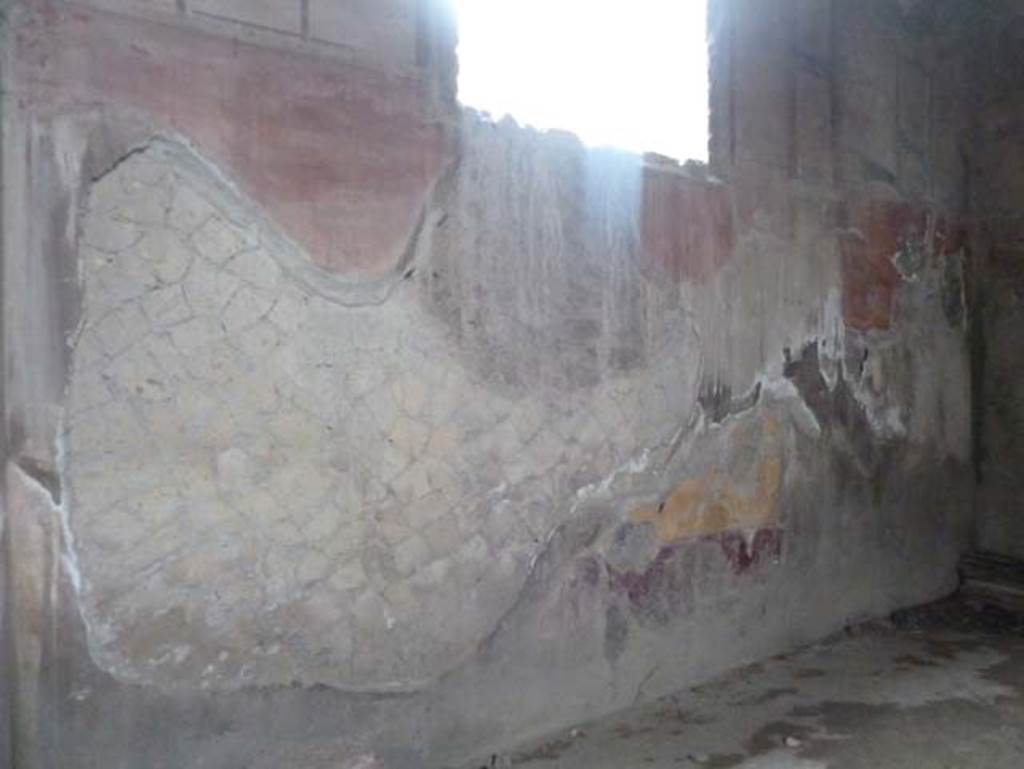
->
82, 213, 140, 253
189, 214, 253, 265
394, 535, 432, 577
189, 0, 301, 35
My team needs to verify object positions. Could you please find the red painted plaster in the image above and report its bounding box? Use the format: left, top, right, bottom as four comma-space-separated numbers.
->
639, 170, 735, 283
13, 3, 453, 275
839, 200, 966, 331
840, 199, 923, 331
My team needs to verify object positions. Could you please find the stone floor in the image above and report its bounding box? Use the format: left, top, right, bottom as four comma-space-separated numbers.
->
463, 598, 1024, 768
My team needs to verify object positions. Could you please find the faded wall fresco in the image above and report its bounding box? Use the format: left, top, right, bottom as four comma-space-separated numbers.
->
0, 1, 982, 767
11, 0, 453, 276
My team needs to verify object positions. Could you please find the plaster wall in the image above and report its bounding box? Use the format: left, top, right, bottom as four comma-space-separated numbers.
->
0, 1, 977, 766
970, 1, 1024, 561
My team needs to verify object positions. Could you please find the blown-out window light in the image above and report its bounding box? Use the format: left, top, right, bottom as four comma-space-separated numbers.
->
451, 0, 710, 162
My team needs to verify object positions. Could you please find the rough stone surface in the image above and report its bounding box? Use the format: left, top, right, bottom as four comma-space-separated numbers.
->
66, 140, 704, 690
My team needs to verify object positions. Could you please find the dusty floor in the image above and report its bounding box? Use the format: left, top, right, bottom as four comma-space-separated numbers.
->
462, 599, 1024, 768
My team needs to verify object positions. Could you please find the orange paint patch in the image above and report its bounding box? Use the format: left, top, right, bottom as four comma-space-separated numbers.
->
632, 417, 783, 544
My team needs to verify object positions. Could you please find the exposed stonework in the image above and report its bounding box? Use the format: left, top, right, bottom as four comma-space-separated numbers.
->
65, 139, 704, 690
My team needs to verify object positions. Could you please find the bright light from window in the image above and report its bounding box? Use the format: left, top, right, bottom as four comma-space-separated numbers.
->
451, 0, 709, 162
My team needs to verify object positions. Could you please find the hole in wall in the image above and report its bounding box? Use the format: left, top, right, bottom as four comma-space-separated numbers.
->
450, 0, 710, 162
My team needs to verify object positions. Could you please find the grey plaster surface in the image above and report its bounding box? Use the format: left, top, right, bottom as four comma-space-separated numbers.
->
463, 600, 1024, 769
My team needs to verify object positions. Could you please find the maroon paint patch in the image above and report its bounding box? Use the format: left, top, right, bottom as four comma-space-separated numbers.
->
713, 528, 783, 576
639, 170, 735, 283
606, 528, 783, 619
13, 3, 453, 276
839, 200, 925, 331
607, 546, 679, 608
839, 200, 964, 331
